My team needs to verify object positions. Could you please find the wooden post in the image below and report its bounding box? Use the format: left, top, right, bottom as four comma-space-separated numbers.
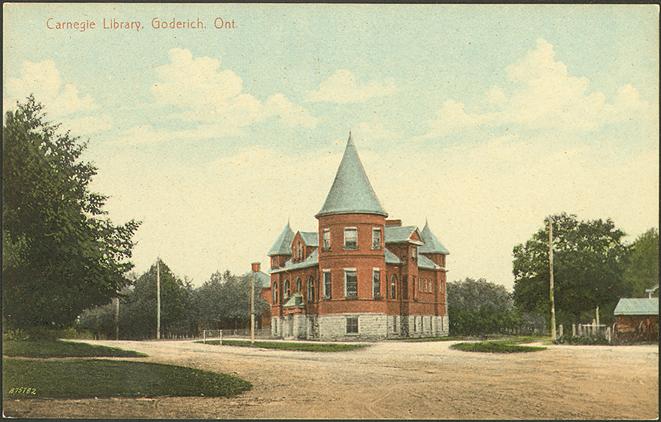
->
558, 324, 563, 338
250, 262, 260, 345
606, 327, 611, 343
596, 306, 600, 327
203, 330, 206, 344
548, 219, 557, 341
572, 324, 576, 337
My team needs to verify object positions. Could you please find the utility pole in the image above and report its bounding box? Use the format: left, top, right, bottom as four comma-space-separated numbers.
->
548, 218, 557, 341
250, 262, 260, 345
114, 297, 120, 340
156, 258, 161, 340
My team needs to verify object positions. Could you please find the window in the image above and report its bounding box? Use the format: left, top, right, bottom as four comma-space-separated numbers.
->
273, 282, 278, 303
411, 246, 418, 260
372, 269, 381, 298
346, 316, 358, 334
307, 276, 314, 303
413, 316, 418, 332
296, 278, 302, 292
345, 269, 358, 298
322, 228, 331, 251
323, 270, 331, 299
390, 275, 397, 299
372, 228, 382, 249
344, 227, 357, 250
283, 280, 290, 299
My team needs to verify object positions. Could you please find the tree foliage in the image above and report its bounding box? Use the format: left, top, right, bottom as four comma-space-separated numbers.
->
623, 228, 659, 298
2, 97, 140, 329
512, 213, 629, 326
447, 278, 522, 335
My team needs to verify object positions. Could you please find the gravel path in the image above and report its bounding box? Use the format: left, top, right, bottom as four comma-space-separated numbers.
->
4, 339, 658, 419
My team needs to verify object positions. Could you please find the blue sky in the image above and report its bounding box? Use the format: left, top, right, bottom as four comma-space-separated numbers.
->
4, 4, 659, 287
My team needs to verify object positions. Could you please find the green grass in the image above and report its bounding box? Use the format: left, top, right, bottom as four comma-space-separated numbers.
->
450, 340, 546, 353
3, 340, 146, 358
197, 339, 369, 352
3, 359, 251, 399
395, 336, 466, 342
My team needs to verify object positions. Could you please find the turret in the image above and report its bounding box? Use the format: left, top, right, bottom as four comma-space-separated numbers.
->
268, 222, 294, 269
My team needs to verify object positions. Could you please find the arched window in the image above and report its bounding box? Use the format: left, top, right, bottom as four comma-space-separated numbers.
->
273, 282, 278, 303
284, 280, 290, 299
390, 275, 397, 299
307, 276, 314, 303
296, 278, 302, 293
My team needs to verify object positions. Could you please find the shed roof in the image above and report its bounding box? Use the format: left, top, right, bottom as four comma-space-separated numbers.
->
418, 254, 441, 270
419, 221, 450, 255
267, 223, 294, 256
316, 134, 388, 218
614, 298, 659, 316
385, 248, 402, 265
283, 292, 305, 308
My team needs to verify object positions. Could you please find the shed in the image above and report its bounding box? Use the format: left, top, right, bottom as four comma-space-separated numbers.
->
613, 298, 658, 342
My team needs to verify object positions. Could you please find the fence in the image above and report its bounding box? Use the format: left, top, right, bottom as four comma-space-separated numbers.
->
568, 322, 612, 343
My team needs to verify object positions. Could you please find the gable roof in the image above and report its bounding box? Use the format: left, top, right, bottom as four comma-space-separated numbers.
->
316, 134, 388, 218
299, 231, 319, 247
614, 298, 658, 316
419, 221, 450, 255
268, 223, 294, 256
385, 226, 424, 245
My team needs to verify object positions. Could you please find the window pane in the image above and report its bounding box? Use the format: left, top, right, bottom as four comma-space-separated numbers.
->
372, 229, 381, 249
324, 272, 331, 299
344, 228, 357, 249
373, 270, 380, 297
346, 270, 357, 297
323, 230, 331, 250
346, 316, 358, 334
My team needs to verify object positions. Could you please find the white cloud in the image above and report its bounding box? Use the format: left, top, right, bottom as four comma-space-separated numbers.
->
151, 48, 316, 131
62, 115, 113, 136
306, 69, 397, 103
4, 60, 96, 117
425, 39, 655, 137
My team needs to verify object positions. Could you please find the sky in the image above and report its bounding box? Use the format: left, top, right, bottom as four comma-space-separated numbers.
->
3, 4, 659, 288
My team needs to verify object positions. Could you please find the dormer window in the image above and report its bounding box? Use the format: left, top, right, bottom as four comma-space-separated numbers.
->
372, 228, 382, 250
344, 227, 358, 250
323, 228, 331, 251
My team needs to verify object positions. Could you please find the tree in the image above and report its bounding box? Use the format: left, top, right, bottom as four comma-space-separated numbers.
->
513, 213, 629, 326
447, 278, 521, 335
623, 228, 659, 298
2, 97, 140, 329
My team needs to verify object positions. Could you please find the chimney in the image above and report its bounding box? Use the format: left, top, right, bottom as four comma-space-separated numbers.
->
385, 219, 402, 227
251, 262, 261, 273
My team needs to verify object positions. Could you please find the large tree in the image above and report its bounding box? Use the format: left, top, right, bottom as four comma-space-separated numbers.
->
623, 228, 659, 298
447, 277, 521, 335
512, 213, 629, 326
2, 97, 140, 329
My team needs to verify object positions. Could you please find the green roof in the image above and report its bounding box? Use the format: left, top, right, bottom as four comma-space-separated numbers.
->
419, 221, 450, 255
269, 249, 319, 274
614, 298, 658, 316
316, 134, 388, 218
417, 254, 440, 270
242, 271, 271, 289
268, 223, 294, 256
385, 248, 401, 265
283, 292, 305, 308
385, 226, 423, 245
299, 231, 319, 247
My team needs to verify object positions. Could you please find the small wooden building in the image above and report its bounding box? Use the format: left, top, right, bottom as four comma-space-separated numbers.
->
613, 298, 658, 342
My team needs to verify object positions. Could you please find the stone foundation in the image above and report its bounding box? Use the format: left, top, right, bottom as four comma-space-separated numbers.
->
272, 313, 449, 340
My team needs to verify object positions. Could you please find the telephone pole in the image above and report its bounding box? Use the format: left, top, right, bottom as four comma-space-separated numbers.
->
548, 218, 557, 341
250, 262, 260, 345
156, 258, 161, 340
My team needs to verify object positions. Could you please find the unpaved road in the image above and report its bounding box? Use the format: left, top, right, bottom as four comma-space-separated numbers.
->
4, 339, 658, 419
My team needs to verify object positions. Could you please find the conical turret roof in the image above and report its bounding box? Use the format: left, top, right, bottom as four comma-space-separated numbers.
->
267, 222, 294, 256
419, 221, 450, 255
316, 134, 387, 218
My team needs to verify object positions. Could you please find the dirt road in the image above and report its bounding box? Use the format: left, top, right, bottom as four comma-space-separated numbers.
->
4, 339, 658, 419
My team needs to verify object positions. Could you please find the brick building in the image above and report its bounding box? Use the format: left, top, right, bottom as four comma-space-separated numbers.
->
267, 134, 450, 340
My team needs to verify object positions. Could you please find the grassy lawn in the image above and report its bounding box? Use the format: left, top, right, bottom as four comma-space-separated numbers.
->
395, 336, 466, 342
450, 340, 547, 353
197, 339, 369, 352
3, 340, 146, 358
3, 359, 251, 399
